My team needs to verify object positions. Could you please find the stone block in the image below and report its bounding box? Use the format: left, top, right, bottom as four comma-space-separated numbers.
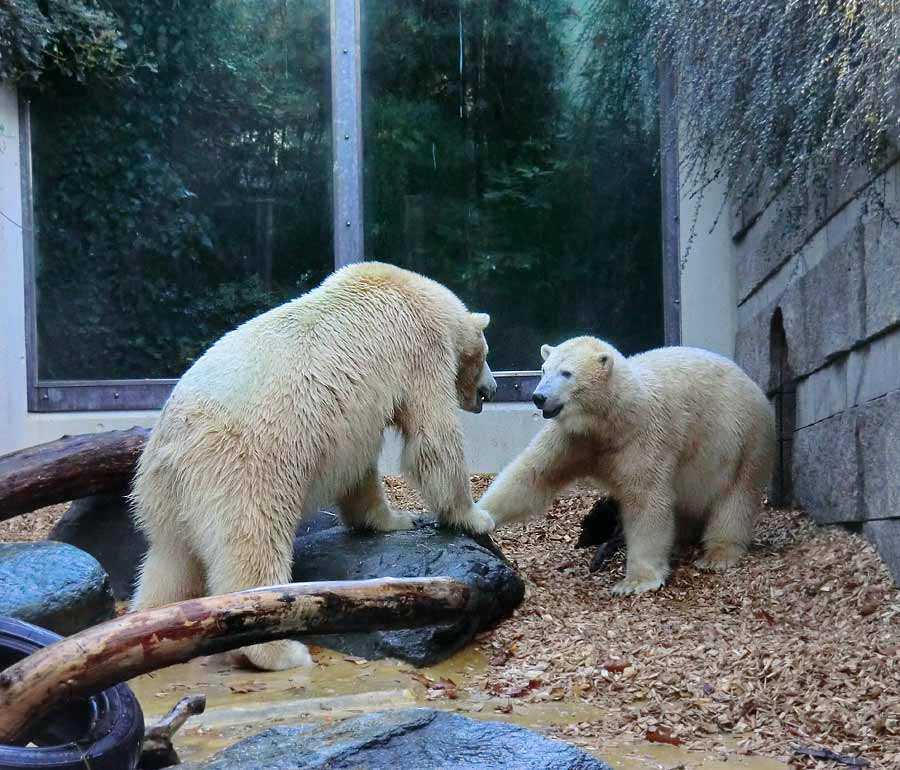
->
796, 360, 847, 429
792, 410, 861, 525
856, 390, 900, 523
863, 518, 900, 586
846, 326, 900, 406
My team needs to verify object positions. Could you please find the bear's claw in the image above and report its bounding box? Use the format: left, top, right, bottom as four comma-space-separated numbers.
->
374, 510, 417, 531
611, 573, 666, 596
448, 506, 496, 535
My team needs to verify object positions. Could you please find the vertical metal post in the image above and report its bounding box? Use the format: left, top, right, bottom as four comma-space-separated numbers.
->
331, 0, 364, 267
18, 97, 40, 410
658, 57, 682, 346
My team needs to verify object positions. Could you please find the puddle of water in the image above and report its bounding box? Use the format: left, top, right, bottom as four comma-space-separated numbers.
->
130, 646, 786, 769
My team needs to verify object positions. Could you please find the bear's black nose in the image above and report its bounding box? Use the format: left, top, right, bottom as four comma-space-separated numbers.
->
532, 393, 547, 408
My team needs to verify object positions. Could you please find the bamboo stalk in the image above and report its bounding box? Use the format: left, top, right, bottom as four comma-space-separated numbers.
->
0, 576, 469, 744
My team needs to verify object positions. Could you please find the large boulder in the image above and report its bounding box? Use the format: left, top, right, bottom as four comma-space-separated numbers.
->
175, 708, 611, 770
50, 494, 148, 600
293, 517, 524, 665
49, 497, 342, 601
0, 541, 115, 634
49, 499, 524, 664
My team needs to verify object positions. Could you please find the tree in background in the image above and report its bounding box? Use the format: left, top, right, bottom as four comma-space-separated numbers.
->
10, 0, 663, 378
363, 0, 663, 369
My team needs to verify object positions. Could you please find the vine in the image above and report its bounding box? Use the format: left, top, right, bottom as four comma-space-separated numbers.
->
643, 0, 900, 213
0, 0, 128, 85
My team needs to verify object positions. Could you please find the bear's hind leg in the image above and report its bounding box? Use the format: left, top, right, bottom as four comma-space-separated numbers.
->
131, 538, 205, 611
204, 520, 313, 671
695, 486, 755, 571
338, 466, 414, 532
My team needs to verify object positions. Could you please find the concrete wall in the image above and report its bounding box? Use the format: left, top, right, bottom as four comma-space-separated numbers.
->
678, 161, 737, 359
727, 156, 900, 583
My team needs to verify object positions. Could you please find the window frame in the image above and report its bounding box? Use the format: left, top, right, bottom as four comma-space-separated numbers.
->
21, 0, 679, 413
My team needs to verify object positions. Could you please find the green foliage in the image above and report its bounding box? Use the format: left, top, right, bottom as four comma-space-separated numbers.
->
643, 0, 900, 209
0, 0, 129, 85
32, 0, 332, 379
364, 0, 664, 367
31, 0, 663, 379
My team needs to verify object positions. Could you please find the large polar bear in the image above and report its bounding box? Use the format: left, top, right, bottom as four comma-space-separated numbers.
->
130, 262, 497, 670
479, 337, 775, 596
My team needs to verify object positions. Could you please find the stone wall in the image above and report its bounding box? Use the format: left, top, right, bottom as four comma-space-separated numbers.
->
730, 157, 900, 583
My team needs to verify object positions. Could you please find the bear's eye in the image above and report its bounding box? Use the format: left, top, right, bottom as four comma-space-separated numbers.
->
561, 370, 572, 379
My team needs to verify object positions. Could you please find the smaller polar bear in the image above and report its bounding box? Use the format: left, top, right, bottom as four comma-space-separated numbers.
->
480, 337, 775, 595
130, 262, 497, 671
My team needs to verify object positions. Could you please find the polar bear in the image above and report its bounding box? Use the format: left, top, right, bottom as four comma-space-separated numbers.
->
130, 262, 497, 670
479, 337, 775, 596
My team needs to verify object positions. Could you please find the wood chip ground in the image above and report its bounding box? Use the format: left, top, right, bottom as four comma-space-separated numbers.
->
387, 475, 900, 769
3, 480, 898, 768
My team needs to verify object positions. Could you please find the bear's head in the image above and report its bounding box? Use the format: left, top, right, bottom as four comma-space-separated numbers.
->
532, 336, 624, 430
456, 312, 497, 414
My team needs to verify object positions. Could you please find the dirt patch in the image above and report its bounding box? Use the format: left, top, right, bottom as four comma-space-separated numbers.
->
386, 476, 900, 769
0, 504, 67, 543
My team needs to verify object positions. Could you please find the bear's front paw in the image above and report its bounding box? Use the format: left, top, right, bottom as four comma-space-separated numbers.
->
448, 506, 496, 535
241, 640, 314, 671
611, 568, 666, 596
694, 543, 745, 571
374, 509, 416, 531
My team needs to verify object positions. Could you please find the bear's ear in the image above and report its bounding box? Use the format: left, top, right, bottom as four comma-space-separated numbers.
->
540, 344, 554, 361
471, 312, 491, 331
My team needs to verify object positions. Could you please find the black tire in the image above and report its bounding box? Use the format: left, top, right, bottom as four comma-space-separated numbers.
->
0, 616, 144, 770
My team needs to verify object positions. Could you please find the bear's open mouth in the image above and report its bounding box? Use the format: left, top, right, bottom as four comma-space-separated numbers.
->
542, 405, 563, 419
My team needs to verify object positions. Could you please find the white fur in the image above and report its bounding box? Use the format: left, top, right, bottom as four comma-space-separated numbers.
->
130, 262, 495, 670
480, 337, 776, 595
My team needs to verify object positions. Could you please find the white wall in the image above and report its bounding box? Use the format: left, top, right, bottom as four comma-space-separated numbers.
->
0, 83, 543, 469
677, 162, 737, 359
0, 85, 28, 456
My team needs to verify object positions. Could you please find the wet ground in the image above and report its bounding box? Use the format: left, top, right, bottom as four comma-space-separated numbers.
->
130, 646, 787, 770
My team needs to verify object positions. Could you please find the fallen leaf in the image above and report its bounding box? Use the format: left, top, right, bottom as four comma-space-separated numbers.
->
229, 681, 264, 694
646, 726, 681, 746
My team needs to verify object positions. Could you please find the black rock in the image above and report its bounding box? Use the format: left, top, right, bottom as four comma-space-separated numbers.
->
292, 518, 524, 666
0, 541, 115, 634
48, 498, 522, 665
50, 494, 148, 601
175, 708, 612, 770
50, 497, 342, 602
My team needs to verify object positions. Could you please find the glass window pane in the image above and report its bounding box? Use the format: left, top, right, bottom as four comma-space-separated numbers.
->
31, 0, 333, 380
362, 1, 663, 372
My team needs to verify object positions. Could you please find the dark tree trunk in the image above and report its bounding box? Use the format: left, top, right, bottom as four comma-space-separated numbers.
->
0, 428, 149, 522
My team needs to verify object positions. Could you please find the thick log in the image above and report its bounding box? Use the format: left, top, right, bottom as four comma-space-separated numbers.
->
0, 576, 469, 744
0, 427, 149, 521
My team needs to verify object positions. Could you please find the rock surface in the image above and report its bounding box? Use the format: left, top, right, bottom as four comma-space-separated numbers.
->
49, 499, 523, 663
293, 517, 524, 665
50, 497, 342, 601
50, 494, 148, 600
176, 708, 611, 770
0, 541, 115, 634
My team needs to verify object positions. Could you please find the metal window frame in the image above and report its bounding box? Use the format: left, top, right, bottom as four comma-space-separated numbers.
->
21, 0, 677, 413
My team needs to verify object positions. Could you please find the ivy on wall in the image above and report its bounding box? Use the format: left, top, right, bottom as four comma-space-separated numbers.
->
0, 0, 136, 85
641, 0, 900, 210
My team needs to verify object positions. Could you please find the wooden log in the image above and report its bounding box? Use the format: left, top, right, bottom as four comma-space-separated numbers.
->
0, 576, 469, 744
0, 427, 149, 522
140, 694, 207, 769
